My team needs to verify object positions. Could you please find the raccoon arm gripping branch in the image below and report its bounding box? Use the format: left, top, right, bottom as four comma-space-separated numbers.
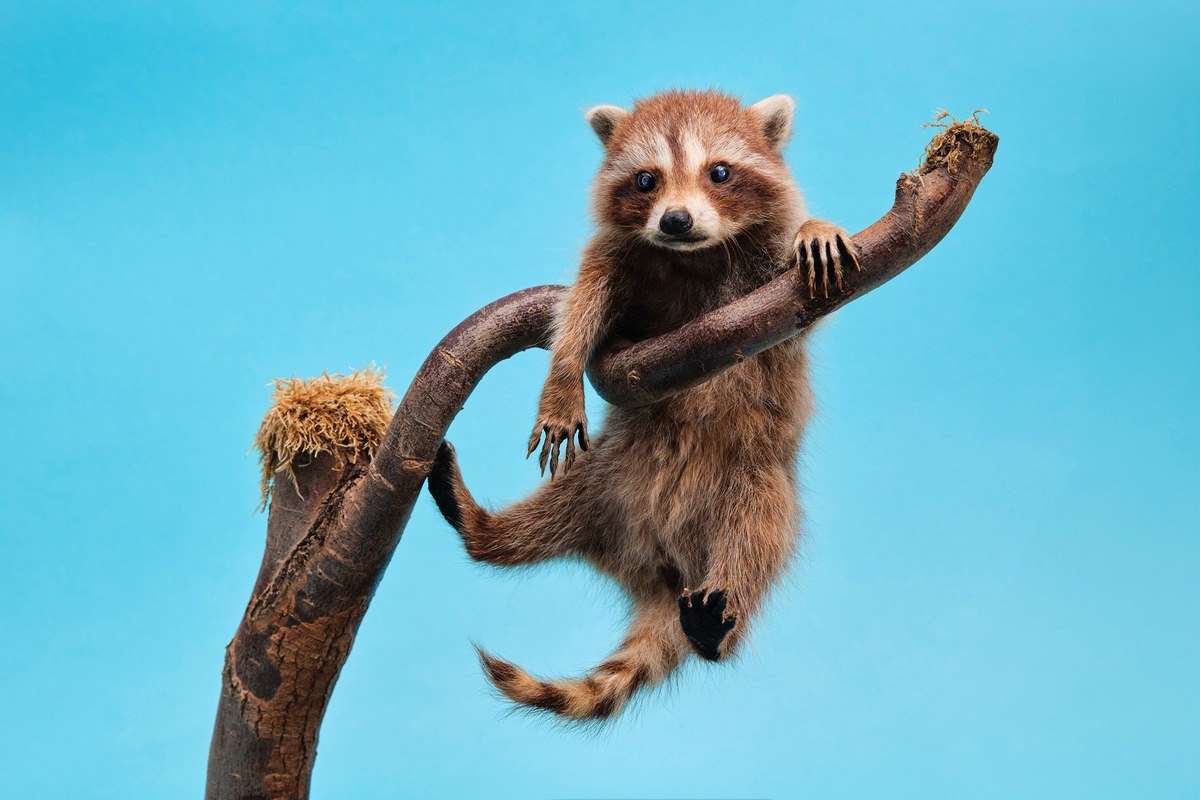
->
587, 120, 999, 407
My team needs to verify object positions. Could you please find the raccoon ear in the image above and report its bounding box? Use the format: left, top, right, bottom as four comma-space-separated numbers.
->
749, 94, 795, 151
585, 105, 631, 148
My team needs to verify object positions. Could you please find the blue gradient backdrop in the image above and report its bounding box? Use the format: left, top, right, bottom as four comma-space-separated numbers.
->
1, 2, 1196, 797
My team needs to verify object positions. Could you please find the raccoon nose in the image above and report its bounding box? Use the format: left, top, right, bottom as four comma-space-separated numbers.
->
659, 208, 694, 236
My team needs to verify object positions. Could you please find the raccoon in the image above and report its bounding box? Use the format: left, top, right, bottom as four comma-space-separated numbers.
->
428, 89, 858, 720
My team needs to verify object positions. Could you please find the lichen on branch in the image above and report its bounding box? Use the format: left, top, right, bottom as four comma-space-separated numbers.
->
252, 368, 395, 508
919, 109, 992, 174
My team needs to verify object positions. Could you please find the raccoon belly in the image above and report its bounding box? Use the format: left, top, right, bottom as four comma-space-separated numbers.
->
596, 417, 741, 579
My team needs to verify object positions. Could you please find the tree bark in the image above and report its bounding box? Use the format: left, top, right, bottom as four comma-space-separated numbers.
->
206, 121, 998, 799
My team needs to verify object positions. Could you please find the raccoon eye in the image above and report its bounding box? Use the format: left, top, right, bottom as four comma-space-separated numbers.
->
635, 171, 657, 192
710, 164, 731, 184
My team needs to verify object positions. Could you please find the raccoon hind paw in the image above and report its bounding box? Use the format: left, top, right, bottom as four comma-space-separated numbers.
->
678, 588, 737, 662
427, 440, 465, 532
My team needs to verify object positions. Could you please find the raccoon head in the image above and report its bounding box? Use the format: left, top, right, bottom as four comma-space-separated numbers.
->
586, 90, 804, 254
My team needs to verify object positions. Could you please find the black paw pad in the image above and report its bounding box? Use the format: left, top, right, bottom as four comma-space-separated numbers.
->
679, 589, 737, 662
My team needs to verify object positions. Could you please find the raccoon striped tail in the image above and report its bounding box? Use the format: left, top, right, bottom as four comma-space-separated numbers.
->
476, 609, 685, 721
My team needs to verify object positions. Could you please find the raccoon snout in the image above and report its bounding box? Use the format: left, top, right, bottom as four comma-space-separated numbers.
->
659, 209, 694, 236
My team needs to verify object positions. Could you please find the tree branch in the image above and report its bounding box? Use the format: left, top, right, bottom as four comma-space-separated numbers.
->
206, 120, 998, 799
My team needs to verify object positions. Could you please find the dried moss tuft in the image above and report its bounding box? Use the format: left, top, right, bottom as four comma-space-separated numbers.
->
918, 109, 991, 175
253, 368, 395, 509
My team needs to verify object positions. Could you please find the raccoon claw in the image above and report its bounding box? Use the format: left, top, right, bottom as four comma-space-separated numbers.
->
792, 220, 860, 299
679, 589, 737, 662
527, 416, 589, 478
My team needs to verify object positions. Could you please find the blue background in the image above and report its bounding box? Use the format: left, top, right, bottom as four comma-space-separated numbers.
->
2, 2, 1197, 797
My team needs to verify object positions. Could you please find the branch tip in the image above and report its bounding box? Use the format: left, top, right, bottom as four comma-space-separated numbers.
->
918, 109, 997, 175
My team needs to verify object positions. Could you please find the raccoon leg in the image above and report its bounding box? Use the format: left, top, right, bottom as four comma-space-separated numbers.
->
477, 591, 687, 721
683, 469, 798, 661
427, 440, 601, 566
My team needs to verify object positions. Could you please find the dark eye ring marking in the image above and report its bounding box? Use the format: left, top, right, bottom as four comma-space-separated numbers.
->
710, 164, 731, 183
636, 171, 657, 192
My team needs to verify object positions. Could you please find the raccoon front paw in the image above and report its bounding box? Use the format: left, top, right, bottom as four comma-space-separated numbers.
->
679, 589, 737, 662
792, 219, 860, 299
526, 409, 589, 478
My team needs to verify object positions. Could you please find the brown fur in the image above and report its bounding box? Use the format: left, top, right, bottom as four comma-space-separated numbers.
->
429, 90, 858, 720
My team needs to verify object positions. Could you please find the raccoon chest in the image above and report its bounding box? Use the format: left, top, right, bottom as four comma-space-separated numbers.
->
615, 281, 743, 341
658, 353, 807, 439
